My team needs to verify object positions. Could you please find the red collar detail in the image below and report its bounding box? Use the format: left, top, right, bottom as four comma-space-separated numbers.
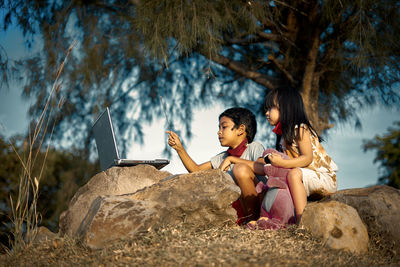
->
272, 121, 282, 135
227, 138, 248, 157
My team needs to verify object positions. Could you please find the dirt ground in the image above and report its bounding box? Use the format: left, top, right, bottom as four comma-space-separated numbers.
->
1, 223, 399, 266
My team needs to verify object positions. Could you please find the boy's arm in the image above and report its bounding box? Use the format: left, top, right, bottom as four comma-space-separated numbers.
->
166, 131, 212, 173
219, 156, 265, 175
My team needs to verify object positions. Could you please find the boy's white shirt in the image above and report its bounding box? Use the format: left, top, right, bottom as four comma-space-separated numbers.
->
210, 141, 267, 183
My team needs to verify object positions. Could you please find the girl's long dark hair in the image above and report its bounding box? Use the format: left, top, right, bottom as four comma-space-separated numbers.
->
264, 86, 321, 150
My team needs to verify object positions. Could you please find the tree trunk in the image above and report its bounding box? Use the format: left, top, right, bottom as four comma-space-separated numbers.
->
300, 0, 332, 135
301, 28, 322, 134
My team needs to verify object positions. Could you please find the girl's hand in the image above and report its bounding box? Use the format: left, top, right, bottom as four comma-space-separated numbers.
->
268, 152, 286, 167
166, 131, 183, 151
219, 156, 233, 172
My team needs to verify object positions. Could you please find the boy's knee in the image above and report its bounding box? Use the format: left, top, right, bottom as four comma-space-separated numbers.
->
233, 163, 252, 179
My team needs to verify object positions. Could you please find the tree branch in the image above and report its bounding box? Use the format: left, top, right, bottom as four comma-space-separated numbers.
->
128, 0, 141, 6
267, 54, 296, 85
256, 31, 282, 42
317, 5, 359, 73
210, 53, 275, 89
223, 35, 265, 46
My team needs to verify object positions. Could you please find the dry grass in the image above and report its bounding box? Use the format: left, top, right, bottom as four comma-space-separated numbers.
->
5, 43, 75, 252
1, 223, 398, 266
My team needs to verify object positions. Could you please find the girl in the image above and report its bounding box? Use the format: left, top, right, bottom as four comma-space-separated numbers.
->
264, 86, 338, 222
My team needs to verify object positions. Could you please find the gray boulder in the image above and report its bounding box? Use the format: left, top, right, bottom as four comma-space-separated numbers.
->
77, 169, 240, 249
300, 200, 369, 253
59, 165, 172, 236
77, 196, 159, 249
128, 169, 240, 225
322, 185, 400, 253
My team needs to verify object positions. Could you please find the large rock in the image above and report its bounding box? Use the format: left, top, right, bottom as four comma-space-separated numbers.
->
77, 169, 240, 249
59, 165, 172, 236
77, 196, 159, 249
300, 201, 369, 253
323, 185, 400, 253
128, 169, 240, 225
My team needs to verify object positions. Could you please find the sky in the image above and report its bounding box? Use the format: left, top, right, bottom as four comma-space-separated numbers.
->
1, 23, 399, 191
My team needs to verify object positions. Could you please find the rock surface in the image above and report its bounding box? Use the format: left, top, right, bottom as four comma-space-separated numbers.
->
29, 226, 58, 244
76, 169, 241, 249
59, 165, 171, 236
77, 196, 159, 249
300, 201, 369, 253
322, 185, 400, 253
128, 169, 240, 226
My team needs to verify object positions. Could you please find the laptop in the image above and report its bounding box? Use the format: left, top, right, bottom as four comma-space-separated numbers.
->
92, 107, 170, 171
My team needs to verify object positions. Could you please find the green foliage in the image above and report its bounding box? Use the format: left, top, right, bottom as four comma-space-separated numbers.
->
0, 133, 99, 251
363, 122, 400, 189
0, 0, 399, 154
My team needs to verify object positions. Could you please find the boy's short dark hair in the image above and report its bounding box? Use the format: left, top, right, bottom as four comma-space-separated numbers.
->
219, 107, 257, 143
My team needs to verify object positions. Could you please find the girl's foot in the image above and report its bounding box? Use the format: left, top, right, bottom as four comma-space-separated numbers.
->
246, 220, 257, 230
246, 217, 269, 230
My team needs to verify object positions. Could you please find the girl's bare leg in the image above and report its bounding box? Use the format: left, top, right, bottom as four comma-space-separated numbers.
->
287, 168, 307, 223
233, 163, 259, 221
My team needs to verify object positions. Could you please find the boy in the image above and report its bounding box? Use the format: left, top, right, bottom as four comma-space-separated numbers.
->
167, 107, 266, 221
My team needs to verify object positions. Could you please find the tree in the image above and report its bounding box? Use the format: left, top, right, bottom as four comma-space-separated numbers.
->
363, 121, 400, 189
1, 0, 399, 155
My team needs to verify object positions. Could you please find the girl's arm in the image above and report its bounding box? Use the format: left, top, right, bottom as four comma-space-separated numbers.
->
166, 131, 212, 173
268, 127, 313, 168
219, 156, 265, 175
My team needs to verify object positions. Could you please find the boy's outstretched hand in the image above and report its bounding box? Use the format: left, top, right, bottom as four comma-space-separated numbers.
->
166, 131, 183, 151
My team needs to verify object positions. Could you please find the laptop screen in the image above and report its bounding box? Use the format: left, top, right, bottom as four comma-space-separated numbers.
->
92, 108, 120, 171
